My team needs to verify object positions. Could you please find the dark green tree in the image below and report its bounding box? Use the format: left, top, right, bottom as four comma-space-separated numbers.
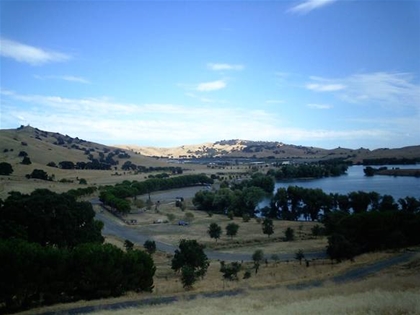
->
0, 162, 13, 175
180, 265, 196, 289
0, 189, 103, 248
143, 240, 156, 254
284, 227, 295, 241
208, 223, 222, 242
326, 233, 358, 263
349, 191, 371, 213
220, 261, 242, 281
171, 239, 209, 288
379, 195, 398, 212
226, 222, 239, 239
295, 249, 305, 265
27, 169, 49, 180
124, 239, 134, 251
252, 249, 264, 274
262, 218, 274, 237
21, 156, 31, 165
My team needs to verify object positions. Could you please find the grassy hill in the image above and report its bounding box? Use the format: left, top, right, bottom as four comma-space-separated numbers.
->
117, 139, 420, 163
0, 126, 174, 198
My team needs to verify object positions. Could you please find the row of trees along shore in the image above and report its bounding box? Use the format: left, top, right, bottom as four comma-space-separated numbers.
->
99, 174, 214, 213
0, 189, 156, 314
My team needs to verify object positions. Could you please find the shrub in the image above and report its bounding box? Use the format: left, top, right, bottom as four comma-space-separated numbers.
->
285, 227, 295, 241
0, 162, 13, 176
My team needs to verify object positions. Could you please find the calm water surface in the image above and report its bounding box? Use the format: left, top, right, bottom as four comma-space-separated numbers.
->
273, 165, 420, 200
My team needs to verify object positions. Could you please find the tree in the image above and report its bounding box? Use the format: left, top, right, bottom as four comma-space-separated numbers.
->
0, 189, 104, 248
349, 191, 371, 213
226, 222, 239, 239
180, 265, 196, 289
171, 239, 209, 288
27, 169, 49, 180
326, 233, 358, 263
143, 240, 156, 254
124, 239, 134, 251
262, 218, 274, 237
21, 156, 31, 165
208, 223, 222, 242
284, 227, 295, 241
0, 162, 13, 175
295, 249, 305, 265
252, 249, 264, 274
220, 261, 242, 281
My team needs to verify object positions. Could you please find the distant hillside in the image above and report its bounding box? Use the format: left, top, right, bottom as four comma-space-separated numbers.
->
117, 140, 420, 163
2, 126, 419, 170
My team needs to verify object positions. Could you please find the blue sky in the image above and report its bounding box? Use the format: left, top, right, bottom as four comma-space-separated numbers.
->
1, 0, 419, 149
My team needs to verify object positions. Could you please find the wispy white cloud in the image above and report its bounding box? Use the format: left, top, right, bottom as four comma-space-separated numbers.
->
307, 103, 333, 109
288, 0, 337, 15
0, 38, 71, 66
34, 75, 90, 84
185, 92, 227, 104
207, 63, 244, 71
196, 80, 226, 92
306, 72, 420, 109
306, 82, 346, 92
266, 100, 285, 104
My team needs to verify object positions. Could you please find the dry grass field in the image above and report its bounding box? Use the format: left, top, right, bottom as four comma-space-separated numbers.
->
119, 200, 325, 253
20, 250, 420, 315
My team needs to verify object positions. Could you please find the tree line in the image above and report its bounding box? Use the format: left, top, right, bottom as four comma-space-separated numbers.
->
0, 189, 156, 313
193, 173, 273, 218
99, 174, 214, 213
267, 161, 349, 180
268, 186, 420, 221
325, 210, 420, 262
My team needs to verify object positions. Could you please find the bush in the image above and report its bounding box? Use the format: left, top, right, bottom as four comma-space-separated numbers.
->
0, 162, 13, 175
220, 261, 242, 281
21, 156, 31, 165
26, 169, 49, 181
285, 227, 295, 241
243, 270, 252, 279
143, 240, 156, 254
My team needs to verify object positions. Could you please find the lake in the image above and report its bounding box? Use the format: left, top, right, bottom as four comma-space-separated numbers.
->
272, 165, 420, 200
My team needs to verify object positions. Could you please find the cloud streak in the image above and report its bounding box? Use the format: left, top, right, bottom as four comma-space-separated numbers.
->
306, 72, 420, 109
207, 63, 244, 71
306, 83, 346, 92
34, 75, 90, 84
288, 0, 337, 15
196, 80, 226, 92
0, 38, 71, 66
307, 103, 333, 109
